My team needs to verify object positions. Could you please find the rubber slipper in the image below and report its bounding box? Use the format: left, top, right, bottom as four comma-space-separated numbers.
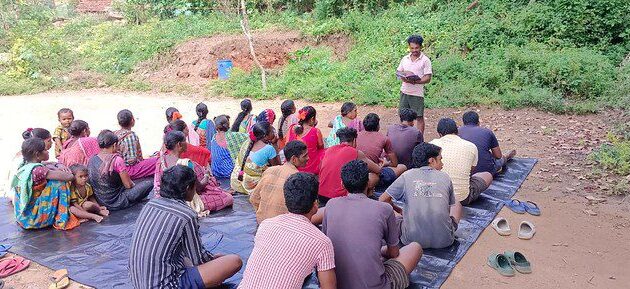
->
0, 244, 11, 257
52, 269, 68, 282
0, 256, 30, 278
49, 269, 70, 289
0, 244, 11, 253
504, 199, 526, 214
524, 201, 541, 216
491, 217, 511, 236
518, 221, 536, 240
487, 252, 515, 276
49, 276, 70, 289
504, 251, 532, 274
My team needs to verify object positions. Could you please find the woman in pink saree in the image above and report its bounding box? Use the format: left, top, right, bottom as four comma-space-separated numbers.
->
154, 131, 233, 214
58, 120, 99, 167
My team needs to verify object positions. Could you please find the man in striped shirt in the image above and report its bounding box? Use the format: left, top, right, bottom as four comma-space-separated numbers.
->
239, 172, 337, 289
129, 165, 242, 289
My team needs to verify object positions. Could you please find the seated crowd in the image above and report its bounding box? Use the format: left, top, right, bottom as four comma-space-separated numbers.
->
8, 100, 515, 289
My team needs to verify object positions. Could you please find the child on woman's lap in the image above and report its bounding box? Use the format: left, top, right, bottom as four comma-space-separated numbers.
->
69, 164, 109, 222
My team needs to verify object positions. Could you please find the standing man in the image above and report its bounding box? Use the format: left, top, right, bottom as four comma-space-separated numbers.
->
397, 35, 432, 133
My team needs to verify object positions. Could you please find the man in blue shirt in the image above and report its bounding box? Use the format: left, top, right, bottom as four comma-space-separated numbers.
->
458, 111, 516, 176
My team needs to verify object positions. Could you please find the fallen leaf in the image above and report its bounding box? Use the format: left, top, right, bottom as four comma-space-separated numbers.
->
583, 209, 597, 216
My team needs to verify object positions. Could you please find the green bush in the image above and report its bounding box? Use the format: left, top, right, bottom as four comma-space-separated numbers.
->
1, 0, 629, 115
591, 137, 630, 176
115, 0, 216, 23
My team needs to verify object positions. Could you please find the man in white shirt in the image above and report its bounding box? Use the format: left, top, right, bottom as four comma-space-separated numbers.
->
396, 35, 433, 133
429, 118, 493, 205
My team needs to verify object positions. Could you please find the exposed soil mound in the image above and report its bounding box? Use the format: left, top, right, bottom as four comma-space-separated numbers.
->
138, 30, 351, 85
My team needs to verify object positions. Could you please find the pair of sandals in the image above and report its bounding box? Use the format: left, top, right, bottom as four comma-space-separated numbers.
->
487, 251, 532, 276
0, 245, 30, 280
0, 244, 69, 289
0, 256, 30, 278
505, 199, 540, 215
491, 217, 535, 239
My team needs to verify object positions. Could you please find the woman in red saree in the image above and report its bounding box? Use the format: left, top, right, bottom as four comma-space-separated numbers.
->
166, 120, 211, 167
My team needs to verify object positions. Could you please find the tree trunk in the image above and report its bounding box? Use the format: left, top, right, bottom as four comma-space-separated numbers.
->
239, 0, 267, 90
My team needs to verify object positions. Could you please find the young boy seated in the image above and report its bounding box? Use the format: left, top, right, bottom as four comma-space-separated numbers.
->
68, 164, 109, 223
380, 143, 463, 249
114, 109, 158, 180
129, 165, 242, 289
356, 113, 407, 191
323, 160, 422, 289
53, 108, 74, 158
239, 172, 337, 289
386, 108, 423, 169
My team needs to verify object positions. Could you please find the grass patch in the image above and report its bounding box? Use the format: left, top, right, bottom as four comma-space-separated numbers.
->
0, 0, 629, 115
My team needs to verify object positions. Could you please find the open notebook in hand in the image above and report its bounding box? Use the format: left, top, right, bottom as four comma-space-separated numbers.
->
396, 71, 422, 81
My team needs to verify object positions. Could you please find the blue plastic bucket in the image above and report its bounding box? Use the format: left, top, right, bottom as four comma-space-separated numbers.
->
217, 59, 233, 80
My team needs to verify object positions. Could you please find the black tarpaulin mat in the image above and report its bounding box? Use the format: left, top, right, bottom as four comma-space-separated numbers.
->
0, 158, 536, 289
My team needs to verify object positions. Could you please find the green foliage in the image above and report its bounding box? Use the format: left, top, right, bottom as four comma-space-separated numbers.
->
602, 59, 630, 110
590, 110, 630, 178
0, 14, 241, 95
219, 1, 626, 113
591, 136, 630, 176
115, 0, 216, 23
1, 0, 629, 114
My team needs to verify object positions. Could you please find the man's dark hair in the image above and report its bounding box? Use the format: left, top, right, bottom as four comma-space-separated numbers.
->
407, 35, 424, 46
97, 130, 118, 148
399, 108, 418, 122
437, 118, 458, 136
118, 109, 134, 127
462, 111, 480, 125
412, 143, 442, 168
160, 165, 197, 200
164, 131, 186, 150
284, 140, 307, 162
336, 127, 357, 143
21, 138, 46, 162
362, 113, 380, 132
283, 172, 319, 214
341, 160, 369, 194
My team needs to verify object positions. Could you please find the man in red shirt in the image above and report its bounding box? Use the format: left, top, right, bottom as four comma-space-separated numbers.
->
318, 127, 381, 206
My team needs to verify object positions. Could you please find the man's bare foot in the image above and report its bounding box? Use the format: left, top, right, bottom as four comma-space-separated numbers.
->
507, 149, 517, 160
94, 215, 104, 223
100, 207, 110, 216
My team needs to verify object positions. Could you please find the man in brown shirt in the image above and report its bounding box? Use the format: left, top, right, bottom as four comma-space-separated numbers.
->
356, 113, 407, 191
250, 140, 309, 223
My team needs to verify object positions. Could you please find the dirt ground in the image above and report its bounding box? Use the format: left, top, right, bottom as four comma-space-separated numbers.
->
1, 90, 629, 288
